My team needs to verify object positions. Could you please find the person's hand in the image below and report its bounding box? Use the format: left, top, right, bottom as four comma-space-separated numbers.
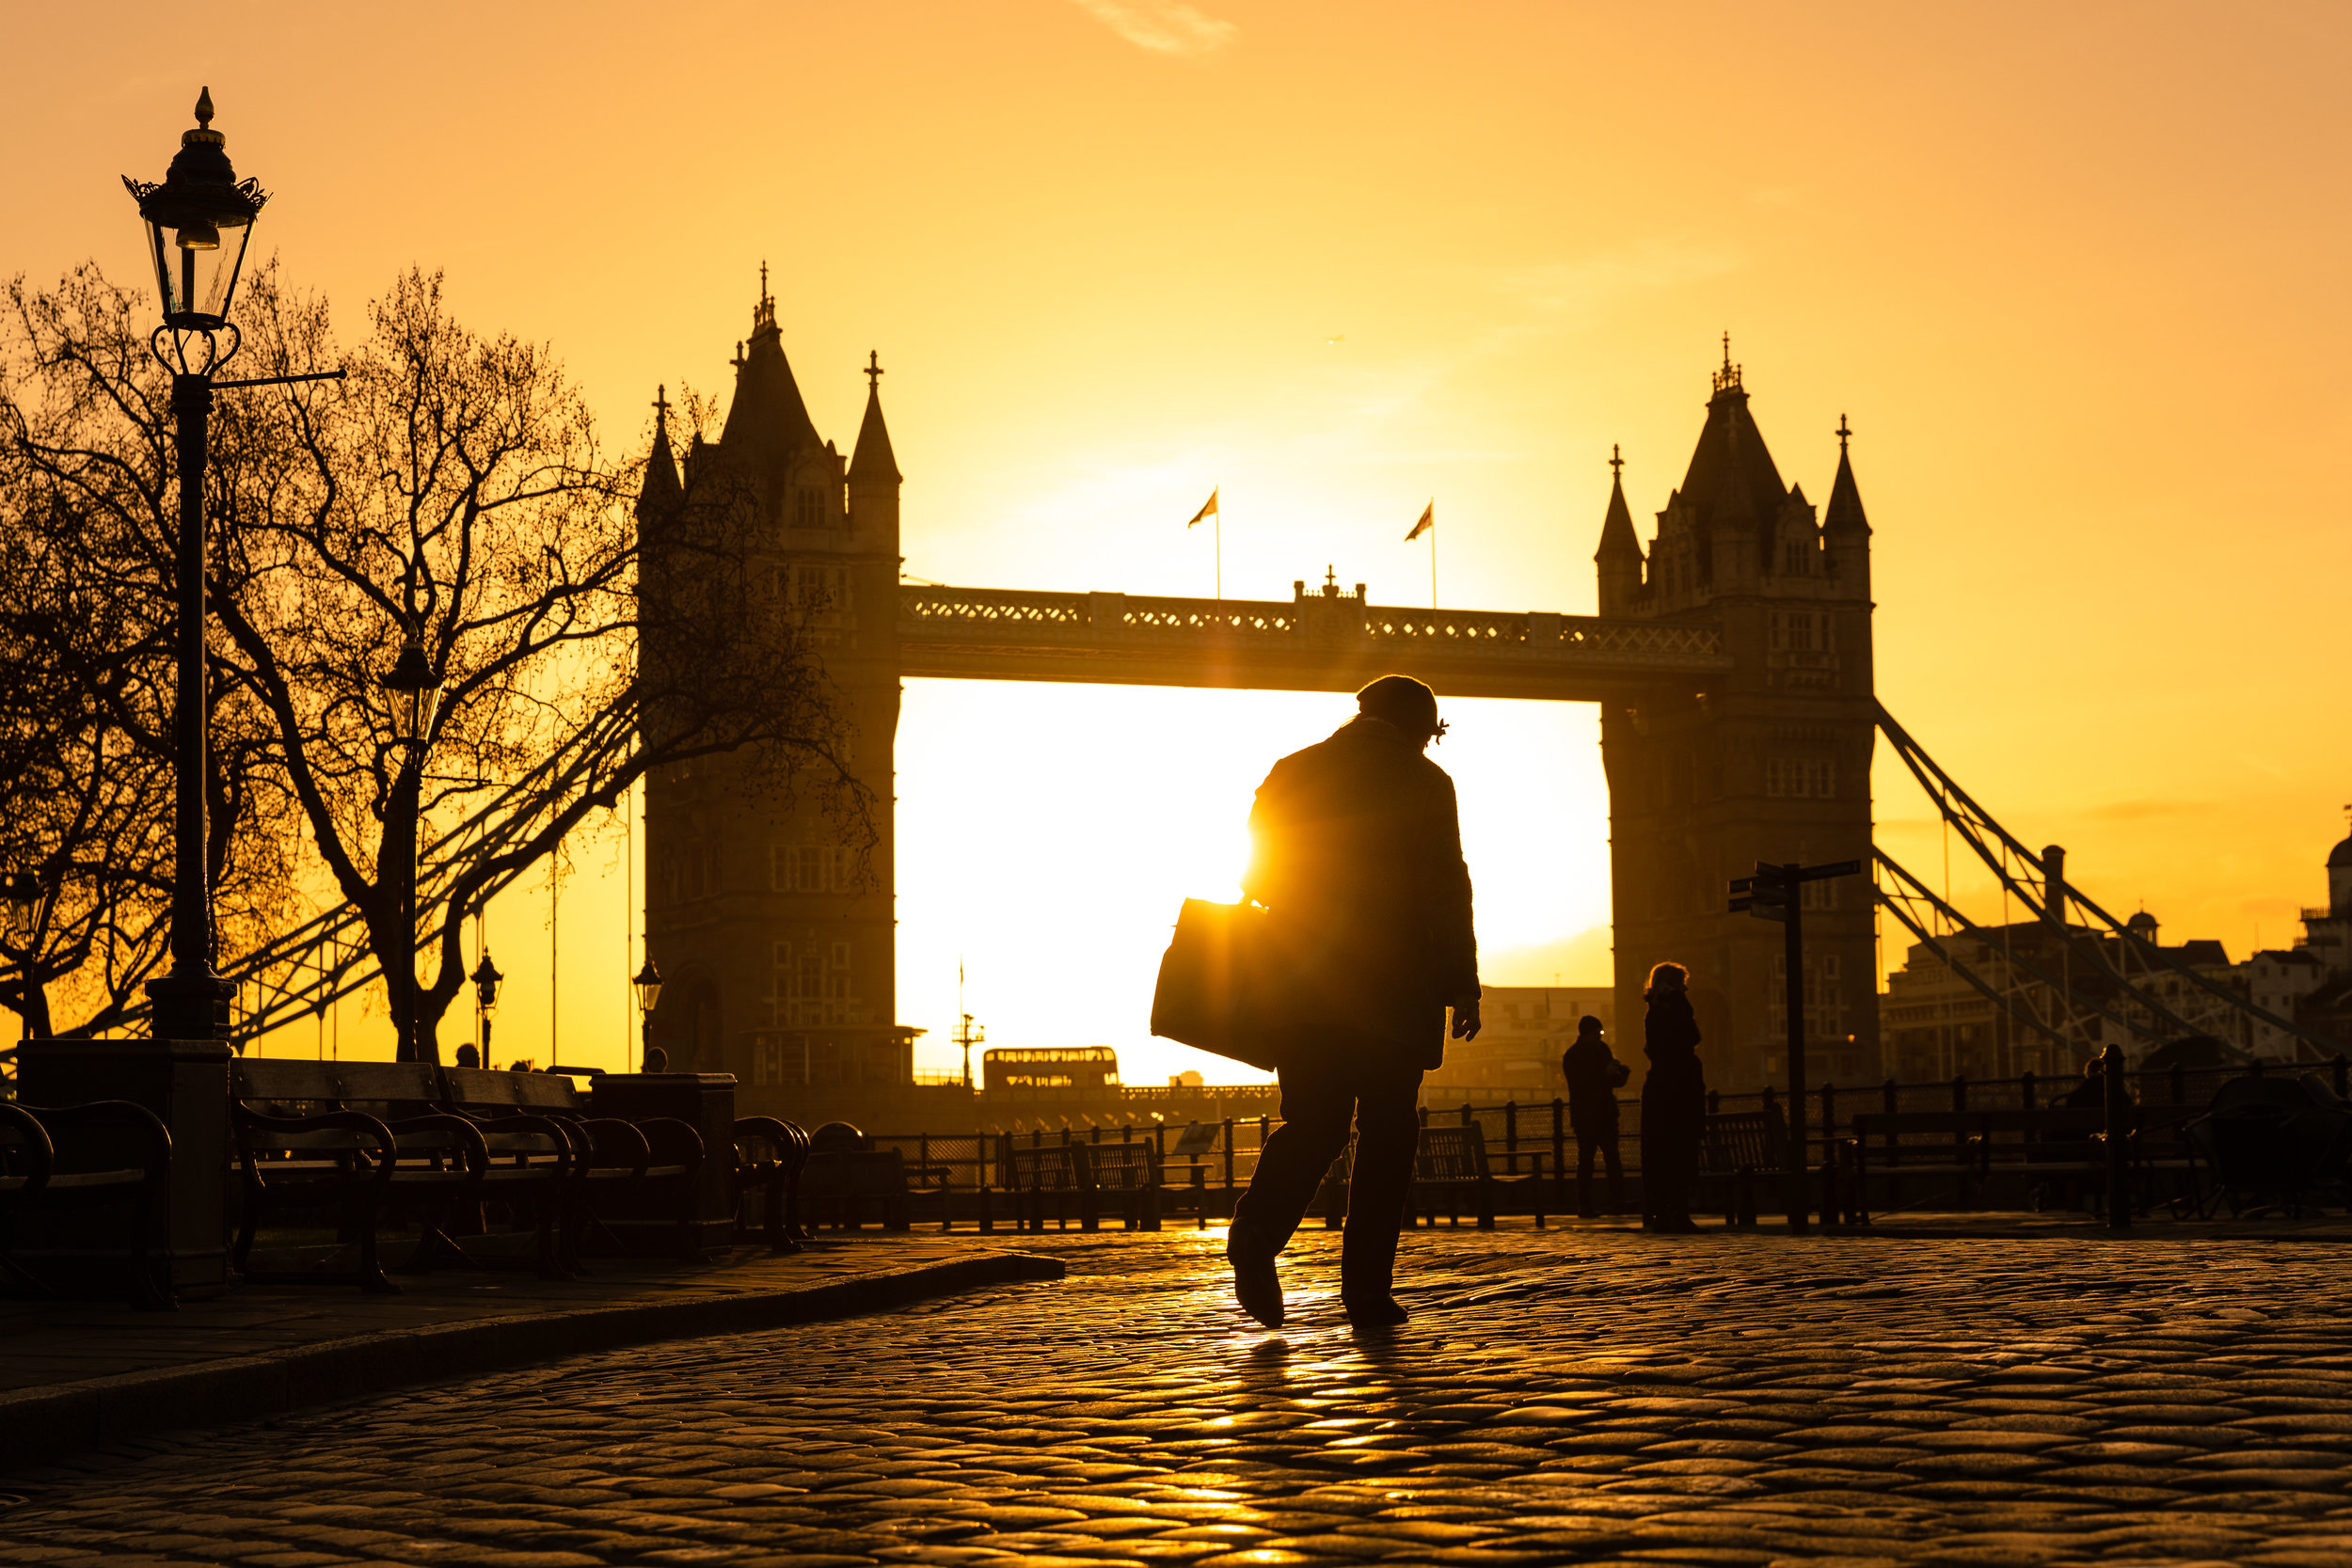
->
1450, 996, 1482, 1040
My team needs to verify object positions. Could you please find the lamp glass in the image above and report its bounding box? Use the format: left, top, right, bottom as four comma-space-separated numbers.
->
634, 959, 662, 1014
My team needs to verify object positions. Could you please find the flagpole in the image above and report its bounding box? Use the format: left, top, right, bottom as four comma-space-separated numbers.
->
1216, 508, 1222, 600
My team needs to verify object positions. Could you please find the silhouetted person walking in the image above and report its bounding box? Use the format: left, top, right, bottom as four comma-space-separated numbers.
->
1638, 962, 1706, 1233
1228, 674, 1480, 1328
1561, 1014, 1629, 1216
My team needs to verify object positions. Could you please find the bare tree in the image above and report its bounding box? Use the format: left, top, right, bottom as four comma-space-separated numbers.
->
213, 268, 864, 1061
0, 262, 866, 1059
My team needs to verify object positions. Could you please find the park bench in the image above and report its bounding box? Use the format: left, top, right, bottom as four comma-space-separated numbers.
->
731, 1117, 809, 1252
1409, 1123, 1545, 1229
801, 1143, 914, 1232
230, 1058, 491, 1293
0, 1100, 174, 1309
1001, 1140, 1164, 1231
440, 1067, 705, 1262
1837, 1105, 2120, 1222
1694, 1107, 1788, 1227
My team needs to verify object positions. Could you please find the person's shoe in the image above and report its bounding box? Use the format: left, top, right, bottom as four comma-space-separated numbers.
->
1343, 1294, 1409, 1327
1227, 1224, 1284, 1329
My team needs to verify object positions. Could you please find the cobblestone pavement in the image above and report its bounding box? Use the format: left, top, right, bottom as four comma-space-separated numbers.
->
11, 1225, 2352, 1566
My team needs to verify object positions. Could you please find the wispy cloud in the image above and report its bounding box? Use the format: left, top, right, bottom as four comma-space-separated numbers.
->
1067, 0, 1237, 55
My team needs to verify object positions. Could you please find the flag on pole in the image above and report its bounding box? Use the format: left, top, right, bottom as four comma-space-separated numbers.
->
1187, 488, 1219, 528
1405, 500, 1434, 542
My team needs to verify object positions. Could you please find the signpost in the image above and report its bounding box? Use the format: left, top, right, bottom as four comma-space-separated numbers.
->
1729, 858, 1863, 1232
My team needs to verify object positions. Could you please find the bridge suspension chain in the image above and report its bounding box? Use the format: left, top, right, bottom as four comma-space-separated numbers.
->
1876, 702, 2343, 1060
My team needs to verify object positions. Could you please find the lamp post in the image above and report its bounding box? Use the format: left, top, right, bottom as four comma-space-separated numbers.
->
383, 626, 443, 1062
472, 949, 503, 1068
632, 958, 662, 1073
125, 89, 341, 1041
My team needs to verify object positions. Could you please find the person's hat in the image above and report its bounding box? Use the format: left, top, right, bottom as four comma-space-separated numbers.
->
1578, 1014, 1605, 1035
1356, 674, 1444, 739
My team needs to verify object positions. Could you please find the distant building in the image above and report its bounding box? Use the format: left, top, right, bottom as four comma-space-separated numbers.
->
1880, 913, 2242, 1081
1423, 986, 1614, 1095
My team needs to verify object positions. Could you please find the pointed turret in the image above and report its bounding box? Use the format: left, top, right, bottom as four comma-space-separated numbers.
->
1822, 414, 1871, 596
1595, 444, 1645, 614
719, 271, 823, 461
849, 351, 901, 487
635, 386, 683, 526
848, 351, 902, 542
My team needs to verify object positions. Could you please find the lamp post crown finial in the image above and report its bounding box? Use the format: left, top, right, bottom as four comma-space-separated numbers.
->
195, 87, 214, 129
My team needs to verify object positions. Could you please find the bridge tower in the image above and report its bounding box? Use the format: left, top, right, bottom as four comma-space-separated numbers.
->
1597, 350, 1878, 1091
636, 279, 915, 1099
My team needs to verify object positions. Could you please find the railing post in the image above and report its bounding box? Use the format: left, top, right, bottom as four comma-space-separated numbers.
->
2020, 1070, 2037, 1111
1883, 1077, 1899, 1115
1551, 1098, 1567, 1214
1222, 1117, 1235, 1194
1504, 1101, 1518, 1172
2102, 1043, 2130, 1231
1951, 1073, 1967, 1112
1419, 1104, 1429, 1130
1459, 1103, 1473, 1129
1706, 1088, 1722, 1117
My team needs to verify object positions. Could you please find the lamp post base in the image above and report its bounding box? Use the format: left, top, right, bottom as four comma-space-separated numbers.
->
146, 970, 237, 1042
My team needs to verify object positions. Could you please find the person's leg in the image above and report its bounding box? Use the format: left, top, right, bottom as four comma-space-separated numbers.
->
1338, 1062, 1423, 1314
1232, 1056, 1353, 1253
1575, 1130, 1599, 1217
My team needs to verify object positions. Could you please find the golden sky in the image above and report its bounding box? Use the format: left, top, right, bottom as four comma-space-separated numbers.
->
16, 2, 2352, 1080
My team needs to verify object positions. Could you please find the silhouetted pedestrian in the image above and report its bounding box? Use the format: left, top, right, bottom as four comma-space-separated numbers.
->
1639, 962, 1706, 1233
1561, 1014, 1629, 1216
1227, 674, 1480, 1329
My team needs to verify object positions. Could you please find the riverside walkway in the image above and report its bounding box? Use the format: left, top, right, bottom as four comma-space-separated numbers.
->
8, 1224, 2352, 1565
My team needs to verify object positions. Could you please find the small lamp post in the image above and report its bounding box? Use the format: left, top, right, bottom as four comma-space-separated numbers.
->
126, 89, 340, 1041
383, 626, 443, 1062
633, 958, 662, 1072
472, 949, 503, 1068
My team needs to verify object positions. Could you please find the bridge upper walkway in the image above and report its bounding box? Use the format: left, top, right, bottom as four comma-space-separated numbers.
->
895, 582, 1729, 701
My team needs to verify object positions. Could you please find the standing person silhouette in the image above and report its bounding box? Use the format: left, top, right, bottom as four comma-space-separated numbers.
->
1561, 1015, 1629, 1216
1226, 674, 1481, 1328
1638, 962, 1706, 1233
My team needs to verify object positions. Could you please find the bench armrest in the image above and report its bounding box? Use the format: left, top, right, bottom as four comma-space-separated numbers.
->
232, 1104, 398, 1181
0, 1102, 56, 1193
633, 1117, 706, 1170
383, 1112, 495, 1172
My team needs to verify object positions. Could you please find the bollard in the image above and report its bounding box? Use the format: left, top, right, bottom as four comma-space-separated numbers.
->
2102, 1043, 2131, 1231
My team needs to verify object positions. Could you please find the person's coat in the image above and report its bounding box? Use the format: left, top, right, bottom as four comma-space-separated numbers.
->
1639, 990, 1707, 1156
1562, 1035, 1628, 1133
1240, 715, 1478, 1068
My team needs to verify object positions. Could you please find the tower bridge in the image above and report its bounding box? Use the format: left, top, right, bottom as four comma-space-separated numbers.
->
637, 293, 1877, 1102
896, 580, 1731, 700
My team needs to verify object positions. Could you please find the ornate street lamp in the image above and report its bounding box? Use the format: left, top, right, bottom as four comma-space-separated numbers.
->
382, 625, 444, 1060
2, 871, 43, 945
632, 958, 662, 1072
125, 89, 340, 1041
472, 949, 503, 1066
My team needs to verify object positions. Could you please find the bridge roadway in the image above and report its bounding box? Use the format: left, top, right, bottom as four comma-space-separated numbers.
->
898, 582, 1731, 701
